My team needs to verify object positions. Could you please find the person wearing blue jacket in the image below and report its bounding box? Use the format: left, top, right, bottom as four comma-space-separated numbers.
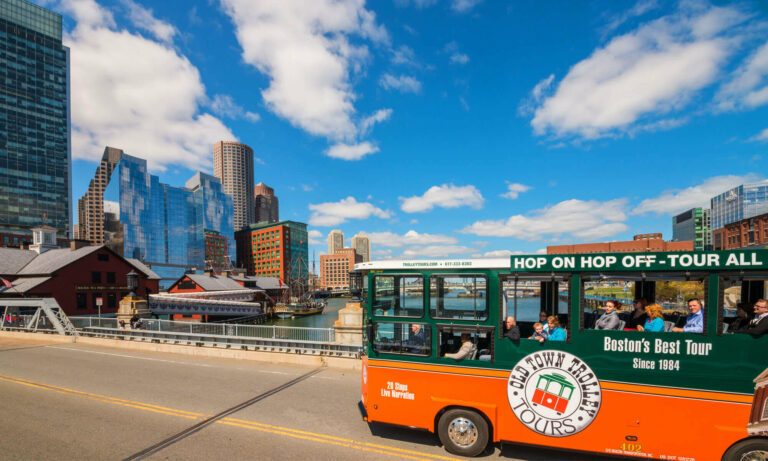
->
545, 316, 566, 342
637, 303, 665, 332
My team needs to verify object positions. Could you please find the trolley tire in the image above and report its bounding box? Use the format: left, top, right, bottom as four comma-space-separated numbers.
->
437, 409, 489, 457
722, 438, 768, 461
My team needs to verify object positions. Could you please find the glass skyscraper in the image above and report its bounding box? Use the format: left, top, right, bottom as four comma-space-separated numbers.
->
672, 208, 711, 251
104, 155, 234, 288
0, 0, 70, 236
711, 183, 768, 231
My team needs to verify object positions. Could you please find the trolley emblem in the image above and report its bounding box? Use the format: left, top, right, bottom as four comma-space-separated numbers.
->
507, 351, 601, 437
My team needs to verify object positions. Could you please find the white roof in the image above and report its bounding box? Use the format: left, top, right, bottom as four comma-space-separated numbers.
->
353, 259, 510, 271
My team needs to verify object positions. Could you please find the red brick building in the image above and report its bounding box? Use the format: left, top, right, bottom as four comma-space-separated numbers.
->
204, 230, 229, 269
548, 233, 693, 254
320, 248, 362, 290
0, 234, 160, 316
235, 221, 308, 286
713, 213, 768, 250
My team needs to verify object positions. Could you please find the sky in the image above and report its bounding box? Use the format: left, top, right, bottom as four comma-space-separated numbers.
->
48, 0, 768, 262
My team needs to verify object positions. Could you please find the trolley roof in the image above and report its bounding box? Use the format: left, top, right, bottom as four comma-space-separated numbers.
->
353, 258, 511, 271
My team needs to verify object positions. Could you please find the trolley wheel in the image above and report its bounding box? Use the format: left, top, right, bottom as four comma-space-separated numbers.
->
722, 439, 768, 461
437, 409, 489, 457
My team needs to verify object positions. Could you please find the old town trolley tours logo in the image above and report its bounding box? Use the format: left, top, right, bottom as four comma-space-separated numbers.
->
507, 351, 601, 437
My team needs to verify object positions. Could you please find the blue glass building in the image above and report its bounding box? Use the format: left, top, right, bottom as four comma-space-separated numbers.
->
104, 155, 234, 288
711, 183, 768, 231
0, 0, 71, 237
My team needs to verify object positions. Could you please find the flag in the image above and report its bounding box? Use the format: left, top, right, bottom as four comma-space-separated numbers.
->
0, 277, 12, 292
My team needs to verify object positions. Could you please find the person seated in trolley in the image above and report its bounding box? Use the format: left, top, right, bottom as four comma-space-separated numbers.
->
542, 316, 566, 342
625, 297, 648, 330
736, 299, 768, 337
443, 333, 476, 360
636, 303, 664, 332
407, 323, 426, 353
594, 300, 622, 330
530, 322, 548, 342
672, 298, 703, 333
504, 316, 520, 341
539, 311, 549, 330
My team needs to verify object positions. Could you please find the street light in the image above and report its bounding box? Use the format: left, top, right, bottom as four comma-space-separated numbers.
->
127, 270, 139, 297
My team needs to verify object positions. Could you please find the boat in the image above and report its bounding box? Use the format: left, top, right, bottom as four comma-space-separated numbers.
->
273, 252, 325, 318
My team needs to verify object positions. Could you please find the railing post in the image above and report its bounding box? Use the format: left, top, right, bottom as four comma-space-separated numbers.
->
273, 325, 276, 339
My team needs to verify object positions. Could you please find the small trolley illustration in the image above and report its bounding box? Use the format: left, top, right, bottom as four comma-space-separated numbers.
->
532, 373, 574, 415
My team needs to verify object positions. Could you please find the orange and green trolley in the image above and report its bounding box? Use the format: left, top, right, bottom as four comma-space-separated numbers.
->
356, 249, 768, 460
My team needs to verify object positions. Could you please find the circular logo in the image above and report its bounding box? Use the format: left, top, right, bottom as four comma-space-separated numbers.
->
507, 351, 601, 437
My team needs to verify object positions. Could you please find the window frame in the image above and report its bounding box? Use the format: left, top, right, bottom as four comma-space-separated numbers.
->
436, 323, 496, 363
428, 273, 489, 321
501, 274, 572, 341
372, 273, 425, 319
717, 272, 768, 336
371, 321, 432, 357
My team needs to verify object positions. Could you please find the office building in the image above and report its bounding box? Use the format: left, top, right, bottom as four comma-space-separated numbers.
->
186, 172, 235, 269
351, 233, 371, 262
713, 212, 768, 250
328, 229, 344, 255
77, 147, 123, 244
548, 234, 693, 254
320, 248, 361, 290
254, 182, 279, 223
236, 220, 308, 287
0, 0, 71, 239
103, 155, 234, 288
711, 182, 768, 231
672, 208, 711, 251
213, 141, 254, 230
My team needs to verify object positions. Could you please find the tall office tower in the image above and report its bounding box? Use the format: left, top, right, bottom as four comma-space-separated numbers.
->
711, 183, 768, 231
351, 233, 371, 262
186, 172, 235, 269
213, 141, 254, 231
328, 229, 344, 255
77, 147, 123, 244
0, 0, 70, 238
254, 182, 279, 223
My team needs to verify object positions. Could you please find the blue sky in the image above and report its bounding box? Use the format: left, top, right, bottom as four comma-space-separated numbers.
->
53, 0, 768, 261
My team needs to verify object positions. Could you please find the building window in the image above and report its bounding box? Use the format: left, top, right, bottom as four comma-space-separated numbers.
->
76, 293, 87, 310
91, 271, 101, 283
106, 272, 115, 283
97, 253, 109, 261
107, 292, 117, 309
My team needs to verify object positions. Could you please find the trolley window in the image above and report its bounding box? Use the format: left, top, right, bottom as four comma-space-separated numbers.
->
502, 276, 570, 339
438, 325, 494, 362
430, 274, 488, 320
372, 322, 431, 356
373, 274, 424, 317
719, 274, 768, 334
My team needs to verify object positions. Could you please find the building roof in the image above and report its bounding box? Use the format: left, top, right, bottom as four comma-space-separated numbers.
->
16, 245, 102, 275
6, 277, 51, 294
184, 273, 248, 291
231, 275, 286, 290
0, 248, 38, 275
126, 258, 162, 280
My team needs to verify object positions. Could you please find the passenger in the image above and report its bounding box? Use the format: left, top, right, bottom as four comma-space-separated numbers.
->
443, 333, 476, 360
625, 298, 648, 330
728, 305, 750, 332
407, 324, 426, 353
539, 311, 550, 331
737, 299, 768, 337
504, 316, 520, 341
545, 316, 566, 342
636, 303, 664, 332
530, 322, 549, 342
672, 298, 704, 333
595, 300, 622, 330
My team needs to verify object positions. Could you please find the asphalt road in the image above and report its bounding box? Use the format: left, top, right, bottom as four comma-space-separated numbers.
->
0, 336, 615, 460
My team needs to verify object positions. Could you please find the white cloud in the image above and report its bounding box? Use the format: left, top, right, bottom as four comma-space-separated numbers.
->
309, 197, 391, 226
529, 4, 747, 140
60, 0, 235, 171
402, 245, 476, 258
401, 184, 484, 213
751, 128, 768, 142
450, 53, 469, 65
221, 0, 389, 146
451, 0, 482, 13
360, 109, 393, 136
393, 0, 438, 8
326, 142, 379, 160
716, 40, 768, 111
368, 230, 458, 248
461, 199, 629, 241
210, 94, 260, 123
121, 0, 177, 43
633, 174, 762, 215
380, 73, 422, 93
308, 229, 323, 245
391, 45, 417, 66
481, 249, 520, 258
601, 0, 660, 36
501, 183, 531, 199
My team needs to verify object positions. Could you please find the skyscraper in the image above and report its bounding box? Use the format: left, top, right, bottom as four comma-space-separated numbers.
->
328, 229, 344, 255
351, 233, 371, 262
672, 208, 711, 251
254, 182, 279, 223
77, 146, 123, 244
213, 141, 254, 231
0, 0, 70, 238
711, 183, 768, 231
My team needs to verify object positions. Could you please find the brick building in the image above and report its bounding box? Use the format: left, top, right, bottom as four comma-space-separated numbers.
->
548, 233, 693, 254
235, 221, 308, 285
320, 248, 362, 290
713, 212, 768, 250
204, 230, 229, 269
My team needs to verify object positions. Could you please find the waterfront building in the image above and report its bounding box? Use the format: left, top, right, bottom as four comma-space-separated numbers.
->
236, 221, 309, 287
103, 155, 233, 288
254, 182, 279, 223
213, 141, 254, 230
77, 147, 123, 244
186, 172, 235, 269
351, 233, 371, 262
672, 208, 711, 251
0, 226, 160, 316
0, 0, 71, 239
204, 230, 229, 270
711, 182, 768, 231
548, 233, 693, 254
328, 229, 344, 255
320, 248, 361, 290
713, 212, 768, 250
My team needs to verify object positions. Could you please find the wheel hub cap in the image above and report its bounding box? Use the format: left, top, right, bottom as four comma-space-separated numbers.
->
447, 417, 478, 448
741, 450, 768, 461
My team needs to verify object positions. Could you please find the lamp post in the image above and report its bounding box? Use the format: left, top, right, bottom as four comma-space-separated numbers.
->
126, 270, 139, 297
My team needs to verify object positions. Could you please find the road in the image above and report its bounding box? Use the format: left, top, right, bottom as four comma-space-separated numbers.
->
0, 336, 615, 460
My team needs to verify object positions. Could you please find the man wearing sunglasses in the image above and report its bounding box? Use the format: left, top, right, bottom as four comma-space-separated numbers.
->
737, 299, 768, 338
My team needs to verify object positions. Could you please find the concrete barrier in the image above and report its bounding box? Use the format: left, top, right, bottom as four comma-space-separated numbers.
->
0, 331, 361, 371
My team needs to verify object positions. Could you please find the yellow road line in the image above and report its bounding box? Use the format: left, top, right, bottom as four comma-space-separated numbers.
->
0, 374, 457, 461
